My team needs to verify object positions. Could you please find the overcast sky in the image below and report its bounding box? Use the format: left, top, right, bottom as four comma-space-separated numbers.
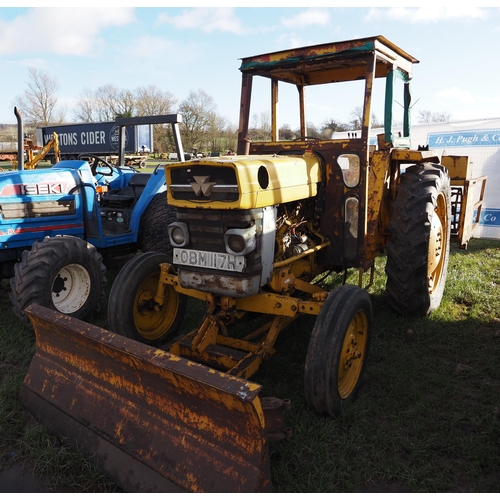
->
1, 3, 499, 129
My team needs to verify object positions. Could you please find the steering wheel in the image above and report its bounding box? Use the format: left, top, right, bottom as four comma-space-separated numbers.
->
78, 154, 115, 176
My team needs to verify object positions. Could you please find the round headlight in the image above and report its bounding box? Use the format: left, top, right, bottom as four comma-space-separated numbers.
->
227, 234, 246, 254
171, 226, 186, 245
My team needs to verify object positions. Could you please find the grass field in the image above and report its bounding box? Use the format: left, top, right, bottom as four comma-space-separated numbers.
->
1, 238, 499, 492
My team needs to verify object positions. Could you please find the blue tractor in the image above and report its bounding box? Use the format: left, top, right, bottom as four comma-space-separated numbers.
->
2, 109, 185, 324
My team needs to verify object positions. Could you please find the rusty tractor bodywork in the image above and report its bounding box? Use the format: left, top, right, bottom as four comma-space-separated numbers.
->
21, 36, 485, 492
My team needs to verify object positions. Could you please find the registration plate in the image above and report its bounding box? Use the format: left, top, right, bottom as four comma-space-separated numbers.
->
173, 248, 245, 272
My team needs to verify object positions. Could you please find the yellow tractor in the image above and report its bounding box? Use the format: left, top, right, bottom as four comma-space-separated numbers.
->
8, 133, 60, 170
11, 107, 60, 169
20, 36, 485, 492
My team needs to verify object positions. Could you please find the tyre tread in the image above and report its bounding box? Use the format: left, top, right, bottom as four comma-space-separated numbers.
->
10, 236, 106, 325
385, 163, 451, 316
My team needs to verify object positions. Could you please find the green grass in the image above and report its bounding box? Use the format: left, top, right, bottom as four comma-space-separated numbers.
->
0, 278, 119, 492
1, 239, 499, 492
264, 239, 500, 492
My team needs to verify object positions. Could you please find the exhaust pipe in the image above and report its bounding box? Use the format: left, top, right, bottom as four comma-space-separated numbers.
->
14, 107, 24, 170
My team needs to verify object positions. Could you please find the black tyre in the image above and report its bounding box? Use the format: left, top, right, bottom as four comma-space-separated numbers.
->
304, 285, 372, 416
385, 163, 451, 316
108, 251, 187, 347
138, 193, 177, 255
10, 236, 106, 326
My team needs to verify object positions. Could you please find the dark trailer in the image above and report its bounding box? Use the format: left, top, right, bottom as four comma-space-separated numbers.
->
35, 121, 152, 163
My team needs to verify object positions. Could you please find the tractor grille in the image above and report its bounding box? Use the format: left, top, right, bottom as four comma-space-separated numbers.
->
0, 200, 76, 220
176, 207, 262, 271
169, 166, 239, 202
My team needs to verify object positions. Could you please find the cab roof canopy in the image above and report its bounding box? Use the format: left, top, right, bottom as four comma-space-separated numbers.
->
239, 35, 419, 86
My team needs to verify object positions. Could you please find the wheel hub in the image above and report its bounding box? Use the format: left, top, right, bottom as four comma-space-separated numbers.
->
137, 291, 159, 314
52, 275, 67, 295
428, 210, 443, 275
427, 196, 448, 295
51, 264, 91, 314
133, 279, 180, 340
338, 312, 368, 399
343, 336, 362, 369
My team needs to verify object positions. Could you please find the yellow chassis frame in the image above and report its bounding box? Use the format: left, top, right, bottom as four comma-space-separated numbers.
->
155, 262, 325, 379
153, 254, 375, 381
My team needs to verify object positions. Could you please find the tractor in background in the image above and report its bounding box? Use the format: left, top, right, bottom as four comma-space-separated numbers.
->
2, 108, 185, 324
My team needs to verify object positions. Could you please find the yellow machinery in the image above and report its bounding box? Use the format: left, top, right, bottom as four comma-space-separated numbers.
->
21, 36, 485, 492
12, 132, 60, 169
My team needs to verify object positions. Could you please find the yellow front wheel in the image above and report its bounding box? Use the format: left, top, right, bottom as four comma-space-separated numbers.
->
304, 285, 372, 416
108, 252, 187, 347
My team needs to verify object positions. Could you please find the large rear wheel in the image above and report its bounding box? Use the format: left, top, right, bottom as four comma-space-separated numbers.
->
108, 251, 187, 346
385, 163, 451, 316
304, 285, 372, 416
10, 236, 106, 326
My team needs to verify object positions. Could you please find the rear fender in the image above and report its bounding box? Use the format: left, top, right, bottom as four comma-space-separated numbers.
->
128, 168, 167, 231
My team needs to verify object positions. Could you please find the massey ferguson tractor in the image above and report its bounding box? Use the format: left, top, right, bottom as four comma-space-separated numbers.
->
20, 36, 484, 492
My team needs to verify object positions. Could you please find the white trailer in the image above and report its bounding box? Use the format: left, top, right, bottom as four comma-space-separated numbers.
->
334, 117, 500, 240
404, 118, 499, 239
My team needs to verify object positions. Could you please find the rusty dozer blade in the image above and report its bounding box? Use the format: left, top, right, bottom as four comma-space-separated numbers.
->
20, 304, 279, 492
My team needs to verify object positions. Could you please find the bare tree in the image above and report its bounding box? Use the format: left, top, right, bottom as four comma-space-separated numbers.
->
74, 87, 96, 122
206, 114, 237, 154
113, 89, 135, 119
73, 84, 113, 122
74, 84, 139, 122
73, 83, 183, 154
322, 119, 348, 132
258, 112, 271, 140
306, 121, 321, 138
371, 113, 384, 128
134, 85, 177, 116
178, 89, 217, 150
75, 84, 177, 123
135, 85, 178, 154
91, 85, 134, 121
249, 111, 271, 141
418, 109, 451, 124
279, 123, 295, 140
95, 84, 119, 120
15, 67, 65, 127
349, 106, 363, 130
349, 106, 383, 130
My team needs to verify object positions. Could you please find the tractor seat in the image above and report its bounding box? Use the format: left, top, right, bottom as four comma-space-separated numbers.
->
102, 173, 151, 206
127, 173, 151, 197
